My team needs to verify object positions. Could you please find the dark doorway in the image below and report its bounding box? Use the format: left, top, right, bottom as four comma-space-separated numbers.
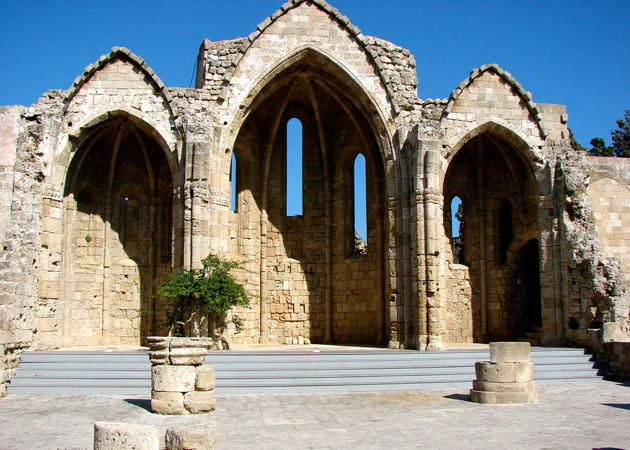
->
521, 239, 542, 329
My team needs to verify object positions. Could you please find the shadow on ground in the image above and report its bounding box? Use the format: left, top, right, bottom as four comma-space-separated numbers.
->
443, 393, 471, 402
600, 403, 630, 411
124, 398, 151, 412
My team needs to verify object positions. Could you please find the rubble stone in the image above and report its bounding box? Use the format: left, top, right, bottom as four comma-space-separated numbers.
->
93, 422, 159, 450
183, 390, 216, 414
165, 422, 217, 450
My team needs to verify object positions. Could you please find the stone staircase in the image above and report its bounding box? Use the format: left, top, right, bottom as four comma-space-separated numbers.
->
7, 347, 603, 396
517, 327, 545, 346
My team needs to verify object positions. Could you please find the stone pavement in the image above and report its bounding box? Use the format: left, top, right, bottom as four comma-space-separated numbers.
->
0, 380, 628, 450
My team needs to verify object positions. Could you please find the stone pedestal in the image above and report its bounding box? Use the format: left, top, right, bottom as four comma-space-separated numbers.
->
148, 337, 216, 415
470, 342, 537, 404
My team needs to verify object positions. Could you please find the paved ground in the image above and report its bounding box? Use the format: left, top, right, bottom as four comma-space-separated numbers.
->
0, 380, 628, 450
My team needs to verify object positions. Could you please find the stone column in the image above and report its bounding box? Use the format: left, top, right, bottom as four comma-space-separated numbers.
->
470, 342, 537, 404
423, 148, 444, 351
148, 337, 216, 415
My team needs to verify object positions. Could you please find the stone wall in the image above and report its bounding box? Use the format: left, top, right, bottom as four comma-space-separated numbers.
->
0, 102, 54, 394
560, 149, 629, 348
0, 0, 629, 388
586, 156, 630, 282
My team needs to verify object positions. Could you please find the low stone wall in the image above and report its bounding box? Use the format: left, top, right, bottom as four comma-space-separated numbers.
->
470, 342, 537, 404
603, 341, 630, 380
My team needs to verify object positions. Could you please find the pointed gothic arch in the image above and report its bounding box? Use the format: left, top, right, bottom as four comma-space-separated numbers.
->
442, 124, 541, 343
231, 49, 389, 345
61, 115, 177, 346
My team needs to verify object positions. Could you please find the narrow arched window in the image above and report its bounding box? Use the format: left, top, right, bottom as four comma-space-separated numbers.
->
451, 196, 464, 264
499, 200, 513, 264
354, 153, 367, 254
230, 152, 237, 212
286, 118, 303, 216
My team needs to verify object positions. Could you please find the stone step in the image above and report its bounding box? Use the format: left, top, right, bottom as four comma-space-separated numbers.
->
15, 357, 594, 371
7, 347, 602, 396
18, 347, 592, 363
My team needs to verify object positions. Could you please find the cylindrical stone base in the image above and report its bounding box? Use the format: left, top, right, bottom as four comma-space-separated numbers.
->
471, 342, 537, 404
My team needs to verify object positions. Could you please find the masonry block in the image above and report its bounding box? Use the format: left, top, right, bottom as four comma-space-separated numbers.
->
151, 391, 187, 415
152, 365, 195, 392
94, 422, 159, 450
170, 346, 208, 366
472, 380, 535, 393
490, 341, 531, 363
184, 390, 216, 414
165, 422, 217, 450
196, 365, 216, 391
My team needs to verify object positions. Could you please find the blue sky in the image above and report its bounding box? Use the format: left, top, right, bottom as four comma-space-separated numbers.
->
1, 1, 627, 147
1, 1, 628, 238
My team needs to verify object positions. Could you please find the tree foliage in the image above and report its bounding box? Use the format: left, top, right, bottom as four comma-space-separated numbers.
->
589, 137, 614, 157
155, 254, 250, 344
587, 110, 630, 157
611, 110, 630, 157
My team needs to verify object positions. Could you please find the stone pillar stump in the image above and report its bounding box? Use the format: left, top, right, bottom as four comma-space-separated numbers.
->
470, 342, 537, 404
148, 337, 216, 415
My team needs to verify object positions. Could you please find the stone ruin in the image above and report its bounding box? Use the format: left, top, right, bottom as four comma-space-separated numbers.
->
1, 0, 629, 393
471, 342, 537, 404
148, 337, 216, 415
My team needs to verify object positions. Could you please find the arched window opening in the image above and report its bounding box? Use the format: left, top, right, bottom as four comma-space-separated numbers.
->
499, 200, 513, 264
353, 153, 367, 255
451, 196, 465, 264
230, 152, 237, 212
286, 117, 303, 216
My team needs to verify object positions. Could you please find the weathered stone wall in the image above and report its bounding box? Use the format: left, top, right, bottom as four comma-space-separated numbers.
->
0, 108, 22, 244
0, 101, 55, 394
559, 149, 630, 348
586, 156, 630, 282
0, 0, 628, 388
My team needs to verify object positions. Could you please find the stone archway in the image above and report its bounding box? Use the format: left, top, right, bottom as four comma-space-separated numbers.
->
231, 55, 388, 345
62, 117, 174, 346
443, 130, 539, 343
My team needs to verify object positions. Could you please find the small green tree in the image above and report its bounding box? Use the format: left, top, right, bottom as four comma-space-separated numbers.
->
155, 254, 250, 348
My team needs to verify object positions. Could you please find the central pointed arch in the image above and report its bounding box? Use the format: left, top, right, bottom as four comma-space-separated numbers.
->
229, 47, 392, 345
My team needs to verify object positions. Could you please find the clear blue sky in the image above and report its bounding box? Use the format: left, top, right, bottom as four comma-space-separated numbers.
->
1, 1, 628, 240
1, 0, 628, 147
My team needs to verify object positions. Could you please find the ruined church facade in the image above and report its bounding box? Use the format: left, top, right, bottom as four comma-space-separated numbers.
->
1, 0, 629, 380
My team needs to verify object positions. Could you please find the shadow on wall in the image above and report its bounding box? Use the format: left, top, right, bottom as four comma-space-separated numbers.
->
63, 118, 175, 346
231, 55, 387, 345
443, 131, 541, 343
